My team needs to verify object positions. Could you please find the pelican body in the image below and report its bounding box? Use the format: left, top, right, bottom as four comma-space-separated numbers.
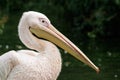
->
0, 11, 99, 80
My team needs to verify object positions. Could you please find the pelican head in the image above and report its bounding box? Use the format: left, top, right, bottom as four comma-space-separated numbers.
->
18, 11, 99, 73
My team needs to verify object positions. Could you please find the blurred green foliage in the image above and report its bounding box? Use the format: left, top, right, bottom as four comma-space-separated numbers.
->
0, 0, 120, 80
0, 0, 120, 58
1, 0, 120, 40
1, 0, 120, 55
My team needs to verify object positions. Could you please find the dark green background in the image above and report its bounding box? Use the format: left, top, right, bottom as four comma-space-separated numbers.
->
0, 0, 120, 80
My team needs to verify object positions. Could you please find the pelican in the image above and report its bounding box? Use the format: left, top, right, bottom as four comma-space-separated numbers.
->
0, 11, 99, 80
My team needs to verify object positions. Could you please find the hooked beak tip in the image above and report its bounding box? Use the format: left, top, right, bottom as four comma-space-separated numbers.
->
96, 67, 100, 73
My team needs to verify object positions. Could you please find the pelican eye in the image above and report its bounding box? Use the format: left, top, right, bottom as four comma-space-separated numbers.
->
39, 18, 48, 27
42, 20, 45, 23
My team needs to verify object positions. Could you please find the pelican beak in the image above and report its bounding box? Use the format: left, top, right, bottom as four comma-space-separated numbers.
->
30, 24, 99, 73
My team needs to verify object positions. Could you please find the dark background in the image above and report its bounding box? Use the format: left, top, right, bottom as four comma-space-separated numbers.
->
0, 0, 120, 80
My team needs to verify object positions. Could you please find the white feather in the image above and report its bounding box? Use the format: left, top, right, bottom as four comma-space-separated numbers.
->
0, 11, 62, 80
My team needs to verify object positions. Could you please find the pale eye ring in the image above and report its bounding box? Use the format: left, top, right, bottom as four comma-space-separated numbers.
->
39, 18, 48, 27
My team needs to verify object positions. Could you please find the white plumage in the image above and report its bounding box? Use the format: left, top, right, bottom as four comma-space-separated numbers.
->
0, 47, 61, 80
0, 11, 99, 80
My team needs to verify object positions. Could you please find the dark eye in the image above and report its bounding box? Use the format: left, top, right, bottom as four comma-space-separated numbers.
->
41, 20, 45, 23
39, 18, 48, 27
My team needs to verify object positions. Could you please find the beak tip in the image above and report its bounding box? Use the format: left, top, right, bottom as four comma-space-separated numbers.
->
96, 67, 100, 74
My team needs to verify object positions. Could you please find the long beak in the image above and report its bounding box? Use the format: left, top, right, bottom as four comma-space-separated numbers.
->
30, 24, 99, 73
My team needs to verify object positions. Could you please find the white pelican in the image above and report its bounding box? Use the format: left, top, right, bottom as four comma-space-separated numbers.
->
0, 11, 99, 80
